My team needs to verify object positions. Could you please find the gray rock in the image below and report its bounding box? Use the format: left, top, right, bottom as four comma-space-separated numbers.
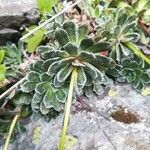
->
0, 0, 39, 28
0, 28, 19, 45
1, 84, 150, 150
0, 0, 40, 45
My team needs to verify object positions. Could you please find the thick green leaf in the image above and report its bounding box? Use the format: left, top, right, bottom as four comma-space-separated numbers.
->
75, 84, 83, 95
35, 82, 50, 94
3, 42, 22, 65
33, 60, 44, 73
79, 51, 95, 64
78, 24, 89, 41
52, 96, 62, 111
64, 43, 78, 56
31, 99, 41, 111
77, 68, 87, 87
126, 72, 136, 82
83, 62, 98, 79
124, 15, 136, 25
20, 107, 31, 118
27, 71, 40, 82
80, 38, 94, 50
94, 54, 115, 68
42, 57, 60, 71
129, 61, 139, 69
40, 102, 50, 115
43, 88, 55, 108
123, 33, 140, 42
56, 63, 73, 82
40, 73, 51, 82
21, 81, 36, 93
0, 64, 6, 81
47, 60, 61, 76
32, 93, 43, 103
121, 58, 131, 67
37, 46, 53, 55
84, 86, 94, 98
123, 42, 150, 65
36, 0, 56, 15
86, 42, 110, 53
55, 88, 67, 103
55, 29, 69, 46
133, 79, 144, 91
141, 73, 150, 83
24, 26, 45, 53
47, 58, 72, 76
93, 82, 103, 95
44, 93, 62, 111
53, 75, 65, 87
118, 13, 127, 26
116, 44, 121, 62
85, 63, 104, 81
42, 50, 69, 60
63, 21, 77, 42
122, 22, 136, 34
106, 68, 120, 78
13, 93, 32, 105
0, 50, 5, 63
119, 44, 131, 56
85, 75, 93, 86
120, 68, 129, 76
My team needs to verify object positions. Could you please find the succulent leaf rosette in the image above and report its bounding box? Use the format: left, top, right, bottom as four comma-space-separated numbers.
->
95, 9, 140, 62
20, 21, 116, 115
118, 55, 150, 91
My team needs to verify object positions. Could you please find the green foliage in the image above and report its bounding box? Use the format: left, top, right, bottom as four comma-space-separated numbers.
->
0, 119, 11, 137
1, 1, 150, 146
36, 0, 57, 16
2, 42, 23, 79
109, 0, 150, 44
123, 42, 150, 65
23, 3, 63, 53
0, 113, 26, 141
23, 26, 45, 53
0, 50, 6, 81
95, 9, 139, 62
0, 50, 5, 63
0, 65, 6, 81
44, 6, 64, 39
78, 0, 108, 17
0, 42, 23, 81
3, 42, 22, 65
110, 0, 150, 22
118, 55, 150, 91
20, 21, 116, 115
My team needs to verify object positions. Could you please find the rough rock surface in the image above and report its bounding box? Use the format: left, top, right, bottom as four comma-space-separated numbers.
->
0, 28, 19, 44
1, 84, 150, 150
0, 0, 40, 45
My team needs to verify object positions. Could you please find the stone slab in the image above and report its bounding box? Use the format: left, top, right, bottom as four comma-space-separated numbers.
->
0, 0, 40, 44
0, 84, 149, 150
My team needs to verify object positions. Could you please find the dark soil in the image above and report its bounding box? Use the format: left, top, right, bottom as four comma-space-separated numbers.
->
110, 106, 139, 124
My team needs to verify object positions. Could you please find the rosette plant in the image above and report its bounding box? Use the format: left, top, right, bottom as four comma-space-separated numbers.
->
20, 21, 116, 149
118, 55, 150, 91
95, 9, 150, 65
1, 42, 23, 79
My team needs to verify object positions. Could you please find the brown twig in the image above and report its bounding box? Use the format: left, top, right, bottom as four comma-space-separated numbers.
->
138, 19, 150, 36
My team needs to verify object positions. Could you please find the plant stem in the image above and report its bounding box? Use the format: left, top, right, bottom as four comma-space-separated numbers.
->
20, 0, 82, 41
4, 106, 22, 150
124, 42, 150, 65
58, 68, 78, 150
0, 77, 25, 100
